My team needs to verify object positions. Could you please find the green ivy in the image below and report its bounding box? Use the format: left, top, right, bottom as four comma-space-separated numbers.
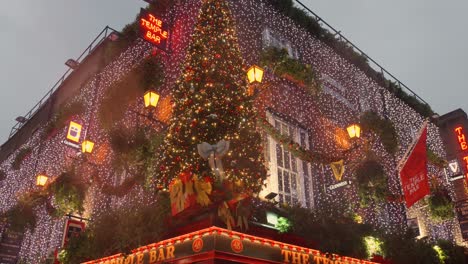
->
59, 193, 170, 264
2, 190, 48, 232
50, 169, 86, 215
2, 167, 87, 232
427, 149, 447, 168
98, 56, 164, 130
355, 159, 389, 207
427, 190, 454, 222
264, 0, 434, 118
436, 240, 466, 264
106, 127, 165, 196
260, 47, 321, 96
275, 217, 292, 233
42, 100, 85, 139
285, 205, 372, 259
11, 147, 32, 170
360, 111, 398, 155
257, 117, 339, 164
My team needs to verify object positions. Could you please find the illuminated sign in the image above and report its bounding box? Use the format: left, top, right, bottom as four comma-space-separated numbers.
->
449, 161, 460, 174
455, 126, 468, 150
67, 121, 82, 143
139, 9, 169, 50
454, 126, 468, 180
83, 227, 378, 264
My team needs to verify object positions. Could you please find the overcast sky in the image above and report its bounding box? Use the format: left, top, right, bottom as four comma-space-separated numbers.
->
0, 0, 467, 145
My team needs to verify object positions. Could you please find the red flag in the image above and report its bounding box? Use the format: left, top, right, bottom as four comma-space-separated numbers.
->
399, 125, 430, 208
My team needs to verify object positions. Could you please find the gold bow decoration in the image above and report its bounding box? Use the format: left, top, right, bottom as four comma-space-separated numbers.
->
330, 159, 345, 181
169, 179, 185, 214
194, 176, 212, 206
218, 202, 235, 230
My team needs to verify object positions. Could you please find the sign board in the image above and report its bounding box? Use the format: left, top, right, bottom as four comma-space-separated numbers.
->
62, 219, 86, 247
82, 227, 377, 264
328, 180, 351, 191
139, 9, 169, 51
66, 121, 82, 143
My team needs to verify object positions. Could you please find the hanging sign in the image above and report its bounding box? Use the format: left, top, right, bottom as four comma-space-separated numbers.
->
62, 219, 86, 247
139, 9, 169, 51
66, 121, 82, 143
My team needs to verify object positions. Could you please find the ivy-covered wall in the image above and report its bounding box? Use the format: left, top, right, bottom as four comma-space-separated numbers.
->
0, 0, 460, 263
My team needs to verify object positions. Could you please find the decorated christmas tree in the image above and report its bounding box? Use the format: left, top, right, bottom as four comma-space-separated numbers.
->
153, 0, 267, 212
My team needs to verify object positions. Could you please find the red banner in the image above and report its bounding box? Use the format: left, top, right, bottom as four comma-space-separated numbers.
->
400, 126, 430, 208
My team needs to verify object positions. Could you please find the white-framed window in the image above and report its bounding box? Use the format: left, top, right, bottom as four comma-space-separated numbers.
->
261, 112, 314, 208
262, 28, 300, 59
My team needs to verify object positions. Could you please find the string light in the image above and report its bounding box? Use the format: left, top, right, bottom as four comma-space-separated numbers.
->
0, 0, 457, 262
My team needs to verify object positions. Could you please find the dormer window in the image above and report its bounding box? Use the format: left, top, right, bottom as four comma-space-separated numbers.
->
262, 28, 299, 59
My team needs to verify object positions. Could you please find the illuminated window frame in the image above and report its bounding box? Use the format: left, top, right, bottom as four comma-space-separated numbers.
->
263, 112, 314, 208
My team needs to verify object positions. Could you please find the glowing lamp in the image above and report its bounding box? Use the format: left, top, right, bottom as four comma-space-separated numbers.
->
36, 174, 48, 187
347, 124, 361, 139
247, 65, 264, 84
144, 90, 160, 108
82, 140, 95, 154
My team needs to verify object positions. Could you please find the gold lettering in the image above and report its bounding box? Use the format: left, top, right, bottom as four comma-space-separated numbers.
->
291, 252, 301, 264
456, 127, 463, 135
166, 246, 175, 259
156, 248, 166, 261
136, 253, 144, 264
302, 254, 310, 264
124, 254, 134, 264
282, 250, 292, 262
463, 142, 468, 150
313, 256, 326, 264
149, 249, 157, 263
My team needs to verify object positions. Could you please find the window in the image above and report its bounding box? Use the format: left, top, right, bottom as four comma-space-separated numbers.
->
263, 112, 313, 208
262, 28, 300, 59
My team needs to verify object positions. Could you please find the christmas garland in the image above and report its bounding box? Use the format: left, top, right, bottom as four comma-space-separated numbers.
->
260, 47, 322, 96
11, 147, 32, 170
257, 117, 339, 164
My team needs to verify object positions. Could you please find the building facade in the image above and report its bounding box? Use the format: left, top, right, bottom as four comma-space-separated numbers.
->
0, 0, 463, 263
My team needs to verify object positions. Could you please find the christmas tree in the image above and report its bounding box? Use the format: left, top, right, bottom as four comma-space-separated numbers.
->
155, 0, 267, 196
